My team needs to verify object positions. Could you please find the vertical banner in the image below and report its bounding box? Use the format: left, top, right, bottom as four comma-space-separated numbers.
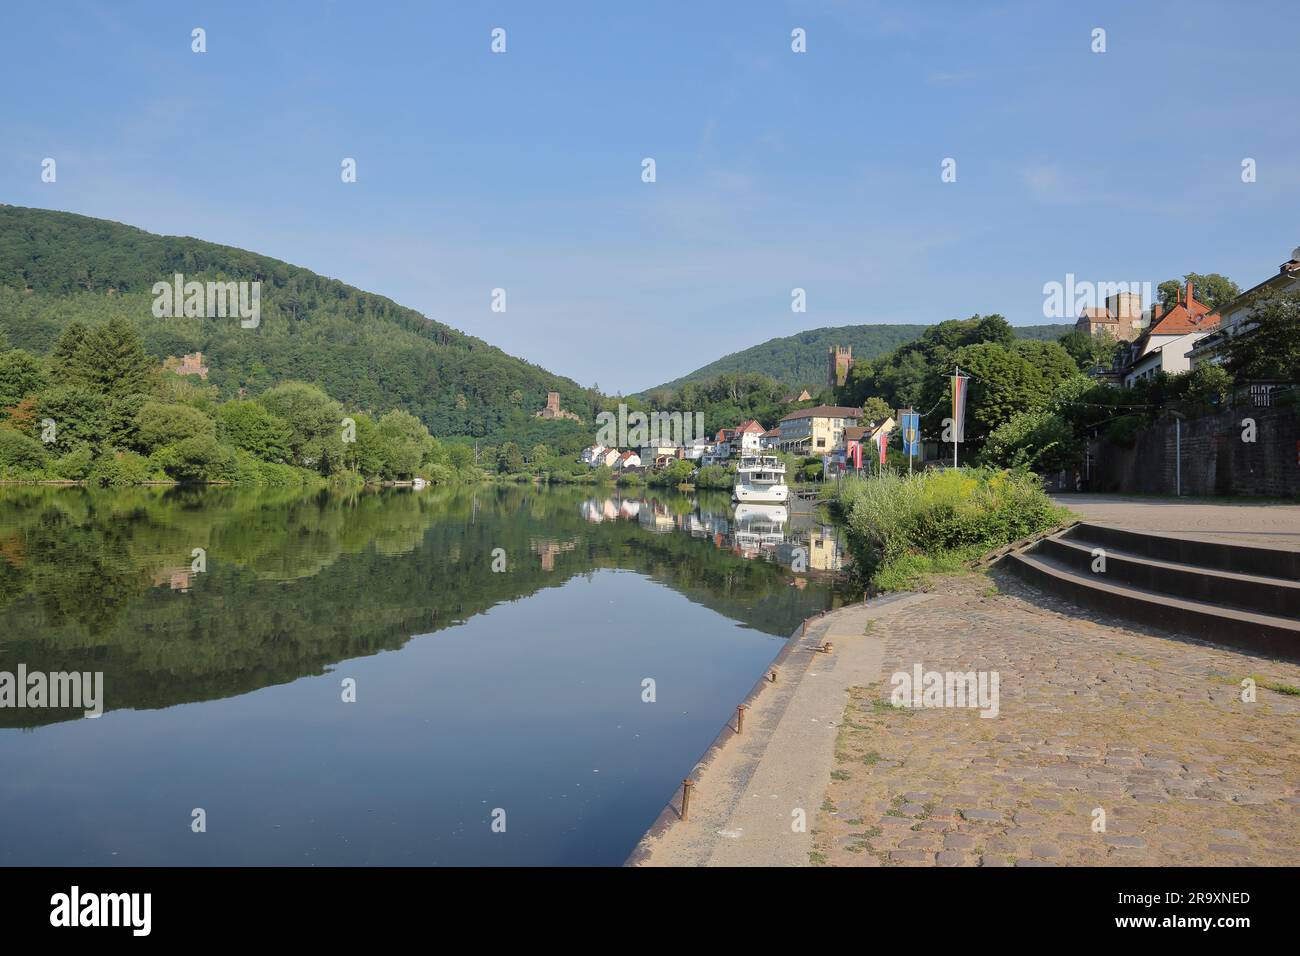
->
950, 370, 969, 444
877, 425, 890, 465
900, 411, 920, 456
849, 439, 862, 470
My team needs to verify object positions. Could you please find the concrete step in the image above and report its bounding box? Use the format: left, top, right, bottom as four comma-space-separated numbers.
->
1034, 535, 1300, 619
1000, 550, 1300, 661
1063, 523, 1300, 582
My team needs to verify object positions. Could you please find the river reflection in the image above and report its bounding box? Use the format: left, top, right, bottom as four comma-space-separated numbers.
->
579, 491, 850, 573
0, 482, 857, 865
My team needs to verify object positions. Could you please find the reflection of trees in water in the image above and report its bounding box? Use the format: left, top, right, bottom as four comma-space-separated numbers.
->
0, 484, 844, 727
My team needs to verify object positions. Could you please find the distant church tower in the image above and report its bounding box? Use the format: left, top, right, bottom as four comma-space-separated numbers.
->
828, 345, 852, 387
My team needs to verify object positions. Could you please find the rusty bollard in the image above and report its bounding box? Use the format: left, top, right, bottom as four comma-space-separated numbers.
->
769, 669, 778, 683
737, 704, 747, 735
819, 641, 834, 655
801, 619, 808, 637
680, 778, 693, 821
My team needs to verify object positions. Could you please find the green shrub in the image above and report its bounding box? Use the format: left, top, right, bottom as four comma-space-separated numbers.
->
50, 446, 95, 480
834, 467, 1071, 589
89, 450, 158, 486
694, 464, 733, 489
256, 459, 311, 486
0, 427, 49, 473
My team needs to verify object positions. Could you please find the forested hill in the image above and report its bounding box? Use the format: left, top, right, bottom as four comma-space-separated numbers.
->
0, 205, 594, 444
647, 321, 1073, 392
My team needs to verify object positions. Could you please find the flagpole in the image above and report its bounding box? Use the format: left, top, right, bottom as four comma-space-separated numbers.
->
952, 366, 959, 469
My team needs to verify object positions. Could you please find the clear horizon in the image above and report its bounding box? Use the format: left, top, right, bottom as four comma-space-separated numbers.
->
4, 1, 1298, 393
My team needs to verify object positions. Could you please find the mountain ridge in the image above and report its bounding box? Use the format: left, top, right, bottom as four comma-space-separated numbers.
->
644, 320, 1073, 393
0, 204, 593, 446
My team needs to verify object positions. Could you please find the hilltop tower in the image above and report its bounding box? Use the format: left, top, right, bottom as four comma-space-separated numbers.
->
828, 345, 852, 387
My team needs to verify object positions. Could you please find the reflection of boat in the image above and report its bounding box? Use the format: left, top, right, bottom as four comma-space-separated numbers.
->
733, 502, 787, 552
733, 503, 788, 525
412, 477, 427, 490
733, 456, 789, 503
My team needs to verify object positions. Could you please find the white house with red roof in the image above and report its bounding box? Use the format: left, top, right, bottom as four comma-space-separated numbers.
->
735, 420, 766, 454
613, 450, 642, 470
1120, 281, 1221, 387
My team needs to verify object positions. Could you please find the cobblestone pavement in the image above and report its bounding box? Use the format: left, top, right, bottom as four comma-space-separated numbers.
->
1051, 494, 1300, 548
812, 573, 1300, 867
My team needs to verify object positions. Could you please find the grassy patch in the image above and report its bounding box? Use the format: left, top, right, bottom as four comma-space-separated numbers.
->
833, 467, 1072, 591
1212, 673, 1300, 696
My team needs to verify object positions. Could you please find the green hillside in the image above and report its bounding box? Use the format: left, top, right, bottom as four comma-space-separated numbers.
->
0, 205, 595, 447
647, 321, 1074, 392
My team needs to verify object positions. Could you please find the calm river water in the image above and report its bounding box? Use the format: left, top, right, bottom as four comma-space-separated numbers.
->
0, 483, 851, 865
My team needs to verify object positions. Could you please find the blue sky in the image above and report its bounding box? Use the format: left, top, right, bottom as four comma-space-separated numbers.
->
4, 1, 1298, 393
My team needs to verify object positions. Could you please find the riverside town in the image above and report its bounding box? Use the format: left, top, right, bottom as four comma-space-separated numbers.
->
0, 1, 1293, 941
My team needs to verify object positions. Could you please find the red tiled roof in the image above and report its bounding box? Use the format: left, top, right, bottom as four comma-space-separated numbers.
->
737, 420, 765, 433
779, 405, 864, 423
1147, 300, 1219, 336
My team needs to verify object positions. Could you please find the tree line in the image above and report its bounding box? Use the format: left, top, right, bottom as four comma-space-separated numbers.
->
0, 318, 480, 485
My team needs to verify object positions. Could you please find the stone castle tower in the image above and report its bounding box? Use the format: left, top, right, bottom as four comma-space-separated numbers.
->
828, 345, 852, 387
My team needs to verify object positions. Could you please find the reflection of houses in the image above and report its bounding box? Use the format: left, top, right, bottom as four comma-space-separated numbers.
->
638, 500, 679, 533
530, 537, 577, 572
571, 495, 850, 575
807, 525, 845, 572
535, 391, 580, 421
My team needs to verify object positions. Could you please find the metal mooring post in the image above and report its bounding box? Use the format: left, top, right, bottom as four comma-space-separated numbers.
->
737, 704, 747, 734
680, 778, 693, 821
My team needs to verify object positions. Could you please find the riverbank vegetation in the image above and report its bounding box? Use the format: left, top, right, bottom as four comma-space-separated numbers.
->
0, 319, 480, 485
833, 468, 1072, 591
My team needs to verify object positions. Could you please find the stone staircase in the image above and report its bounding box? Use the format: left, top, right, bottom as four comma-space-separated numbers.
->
999, 523, 1300, 660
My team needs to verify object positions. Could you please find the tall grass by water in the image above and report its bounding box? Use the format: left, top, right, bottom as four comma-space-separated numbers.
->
833, 468, 1072, 591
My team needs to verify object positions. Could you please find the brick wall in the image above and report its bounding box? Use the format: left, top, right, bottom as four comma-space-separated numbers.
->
1090, 404, 1300, 497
